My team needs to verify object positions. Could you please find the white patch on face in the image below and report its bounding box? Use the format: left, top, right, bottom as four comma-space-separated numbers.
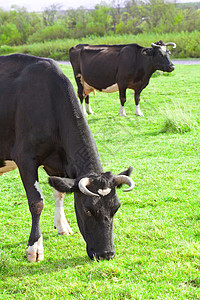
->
34, 181, 44, 202
119, 105, 127, 117
0, 160, 17, 175
98, 188, 111, 196
161, 46, 167, 52
135, 104, 144, 117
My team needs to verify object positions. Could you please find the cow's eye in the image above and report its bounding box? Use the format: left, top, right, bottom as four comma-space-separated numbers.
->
86, 210, 92, 217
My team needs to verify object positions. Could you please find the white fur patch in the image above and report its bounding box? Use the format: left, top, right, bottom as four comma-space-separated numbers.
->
86, 103, 94, 114
78, 74, 118, 96
34, 181, 44, 202
0, 160, 17, 175
98, 188, 111, 196
119, 105, 127, 117
102, 84, 118, 93
54, 189, 73, 235
135, 104, 144, 117
161, 45, 167, 52
27, 236, 44, 262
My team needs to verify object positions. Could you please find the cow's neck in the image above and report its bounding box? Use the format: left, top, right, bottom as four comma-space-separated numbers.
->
60, 91, 103, 178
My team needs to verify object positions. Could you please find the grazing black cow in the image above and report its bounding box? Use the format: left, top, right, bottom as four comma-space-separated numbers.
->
69, 40, 176, 117
0, 54, 135, 262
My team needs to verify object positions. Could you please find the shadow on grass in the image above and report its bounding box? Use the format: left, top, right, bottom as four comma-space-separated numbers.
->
1, 252, 90, 278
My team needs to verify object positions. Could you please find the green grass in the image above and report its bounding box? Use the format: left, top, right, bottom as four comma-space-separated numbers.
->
0, 64, 200, 299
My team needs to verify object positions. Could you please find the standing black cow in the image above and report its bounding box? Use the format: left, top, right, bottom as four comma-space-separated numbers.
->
0, 54, 135, 262
69, 40, 176, 117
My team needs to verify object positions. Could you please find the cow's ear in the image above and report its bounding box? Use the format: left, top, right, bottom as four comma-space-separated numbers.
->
141, 48, 153, 56
48, 176, 78, 193
116, 166, 133, 188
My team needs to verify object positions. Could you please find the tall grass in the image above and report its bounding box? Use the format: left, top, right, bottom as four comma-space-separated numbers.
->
1, 31, 200, 60
160, 100, 199, 134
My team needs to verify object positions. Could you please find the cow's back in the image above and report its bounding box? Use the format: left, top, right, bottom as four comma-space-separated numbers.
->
0, 54, 79, 159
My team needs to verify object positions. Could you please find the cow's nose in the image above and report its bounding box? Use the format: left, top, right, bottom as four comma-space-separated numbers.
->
95, 251, 116, 261
169, 65, 175, 72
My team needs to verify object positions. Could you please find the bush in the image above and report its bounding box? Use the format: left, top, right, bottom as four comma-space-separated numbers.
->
28, 24, 70, 44
1, 31, 200, 60
0, 23, 23, 46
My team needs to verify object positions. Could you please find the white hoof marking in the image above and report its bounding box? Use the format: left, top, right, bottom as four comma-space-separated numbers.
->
135, 105, 144, 117
86, 103, 94, 115
119, 105, 127, 117
54, 190, 73, 235
27, 236, 44, 262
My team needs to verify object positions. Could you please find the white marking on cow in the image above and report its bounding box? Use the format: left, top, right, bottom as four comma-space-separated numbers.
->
78, 74, 118, 96
81, 102, 87, 115
27, 236, 44, 262
53, 189, 73, 235
135, 104, 144, 117
102, 83, 118, 93
0, 160, 17, 175
119, 105, 127, 117
86, 103, 94, 115
34, 181, 44, 202
98, 188, 111, 196
161, 45, 167, 52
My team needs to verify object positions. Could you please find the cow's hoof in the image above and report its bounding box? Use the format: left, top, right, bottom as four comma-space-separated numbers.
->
135, 113, 144, 117
119, 105, 127, 117
119, 112, 127, 117
27, 237, 44, 262
55, 223, 73, 235
87, 110, 94, 115
86, 104, 94, 115
135, 105, 144, 117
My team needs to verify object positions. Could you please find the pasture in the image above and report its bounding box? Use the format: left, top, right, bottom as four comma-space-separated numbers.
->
0, 63, 200, 299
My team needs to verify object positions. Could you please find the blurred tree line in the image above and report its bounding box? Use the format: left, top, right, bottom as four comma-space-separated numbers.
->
0, 0, 200, 46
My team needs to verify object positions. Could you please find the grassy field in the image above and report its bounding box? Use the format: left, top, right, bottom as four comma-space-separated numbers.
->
0, 63, 200, 299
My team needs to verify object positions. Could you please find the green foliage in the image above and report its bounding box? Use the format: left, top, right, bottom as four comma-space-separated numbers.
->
0, 1, 200, 47
28, 22, 69, 43
0, 23, 22, 45
1, 31, 200, 60
0, 64, 200, 299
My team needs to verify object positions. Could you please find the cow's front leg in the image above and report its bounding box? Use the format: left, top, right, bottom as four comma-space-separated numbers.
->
118, 87, 127, 117
135, 92, 144, 117
54, 189, 73, 235
18, 162, 44, 262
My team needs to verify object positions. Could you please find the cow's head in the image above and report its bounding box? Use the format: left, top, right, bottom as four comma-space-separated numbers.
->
142, 40, 176, 72
49, 167, 134, 260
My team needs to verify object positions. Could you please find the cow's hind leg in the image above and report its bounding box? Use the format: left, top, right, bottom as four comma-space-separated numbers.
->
85, 96, 94, 115
118, 87, 127, 117
76, 76, 87, 115
54, 189, 73, 235
135, 91, 144, 117
17, 160, 44, 262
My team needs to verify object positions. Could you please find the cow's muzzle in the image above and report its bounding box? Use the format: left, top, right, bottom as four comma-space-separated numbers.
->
88, 248, 115, 261
168, 64, 175, 72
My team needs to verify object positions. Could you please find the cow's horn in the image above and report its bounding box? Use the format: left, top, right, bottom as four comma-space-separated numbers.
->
165, 42, 176, 49
78, 177, 99, 197
151, 43, 161, 48
115, 175, 135, 192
